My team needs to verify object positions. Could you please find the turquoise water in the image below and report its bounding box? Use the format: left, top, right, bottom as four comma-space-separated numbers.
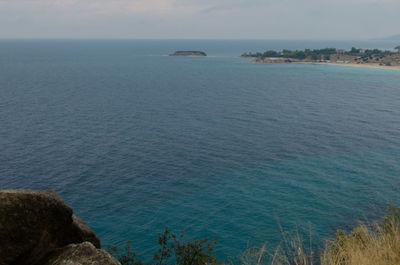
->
1, 40, 400, 262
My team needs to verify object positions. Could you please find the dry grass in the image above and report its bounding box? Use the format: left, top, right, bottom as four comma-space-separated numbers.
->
321, 205, 400, 265
240, 205, 400, 265
240, 225, 314, 265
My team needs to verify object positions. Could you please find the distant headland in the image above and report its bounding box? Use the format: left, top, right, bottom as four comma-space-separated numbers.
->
378, 34, 400, 40
242, 47, 400, 69
170, 51, 207, 57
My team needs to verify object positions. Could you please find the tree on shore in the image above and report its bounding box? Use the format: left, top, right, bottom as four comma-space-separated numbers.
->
395, 46, 400, 53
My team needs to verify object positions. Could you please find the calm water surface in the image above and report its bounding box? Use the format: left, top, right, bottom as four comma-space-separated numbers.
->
1, 40, 400, 261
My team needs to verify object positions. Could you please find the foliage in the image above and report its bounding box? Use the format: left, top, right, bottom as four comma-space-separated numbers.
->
108, 228, 220, 265
348, 47, 360, 55
321, 205, 400, 265
281, 49, 307, 59
107, 241, 143, 265
262, 50, 280, 58
171, 230, 220, 265
311, 54, 320, 61
238, 205, 400, 265
239, 227, 314, 265
108, 206, 400, 265
241, 47, 395, 60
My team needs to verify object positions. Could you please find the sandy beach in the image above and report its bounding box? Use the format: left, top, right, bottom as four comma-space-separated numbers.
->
309, 62, 400, 70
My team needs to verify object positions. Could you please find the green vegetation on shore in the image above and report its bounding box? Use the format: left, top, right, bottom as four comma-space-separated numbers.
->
242, 48, 338, 60
165, 47, 400, 66
109, 205, 400, 265
241, 47, 400, 67
242, 47, 398, 60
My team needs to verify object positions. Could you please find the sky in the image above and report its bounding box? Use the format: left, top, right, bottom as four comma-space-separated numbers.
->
0, 0, 399, 39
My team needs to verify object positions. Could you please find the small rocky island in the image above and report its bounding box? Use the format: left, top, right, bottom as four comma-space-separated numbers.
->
170, 51, 207, 57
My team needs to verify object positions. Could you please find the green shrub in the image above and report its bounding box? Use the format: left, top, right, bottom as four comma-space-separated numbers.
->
108, 228, 220, 265
108, 205, 400, 265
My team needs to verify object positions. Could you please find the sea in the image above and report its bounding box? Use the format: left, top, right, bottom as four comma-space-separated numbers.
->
1, 39, 400, 262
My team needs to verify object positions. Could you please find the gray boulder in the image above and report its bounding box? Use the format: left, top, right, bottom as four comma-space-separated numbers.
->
42, 242, 120, 265
0, 190, 101, 265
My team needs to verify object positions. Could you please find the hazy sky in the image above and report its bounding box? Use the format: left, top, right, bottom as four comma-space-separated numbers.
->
0, 0, 399, 39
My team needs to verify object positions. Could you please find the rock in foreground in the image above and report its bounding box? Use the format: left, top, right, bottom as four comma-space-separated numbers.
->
0, 189, 118, 265
42, 242, 120, 265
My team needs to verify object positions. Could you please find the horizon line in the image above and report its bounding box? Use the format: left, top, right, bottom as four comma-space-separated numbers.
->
0, 37, 399, 41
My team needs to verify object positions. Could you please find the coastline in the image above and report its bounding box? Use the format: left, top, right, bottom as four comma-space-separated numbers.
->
244, 47, 400, 71
303, 62, 400, 70
250, 60, 400, 70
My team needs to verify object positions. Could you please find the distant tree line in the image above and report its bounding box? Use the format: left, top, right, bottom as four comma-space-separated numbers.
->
346, 47, 393, 56
242, 47, 397, 60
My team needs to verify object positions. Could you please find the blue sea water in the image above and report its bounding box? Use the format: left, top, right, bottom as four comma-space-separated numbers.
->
1, 39, 400, 262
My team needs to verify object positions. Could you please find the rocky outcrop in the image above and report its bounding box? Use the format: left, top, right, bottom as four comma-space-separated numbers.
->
0, 189, 118, 265
42, 242, 120, 265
